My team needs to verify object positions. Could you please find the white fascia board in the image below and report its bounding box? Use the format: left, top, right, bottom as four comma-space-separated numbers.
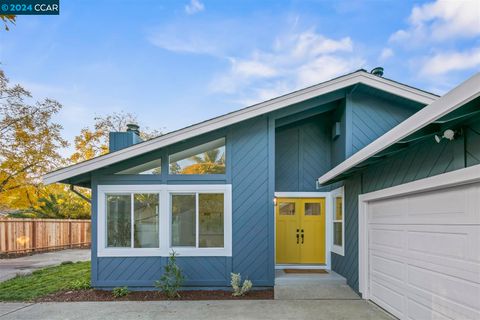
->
44, 71, 438, 185
318, 72, 480, 185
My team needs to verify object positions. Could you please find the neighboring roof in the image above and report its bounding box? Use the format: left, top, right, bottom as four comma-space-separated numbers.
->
44, 69, 438, 185
318, 72, 480, 185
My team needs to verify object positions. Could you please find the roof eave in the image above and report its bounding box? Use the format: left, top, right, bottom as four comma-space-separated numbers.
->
317, 72, 480, 186
44, 71, 438, 185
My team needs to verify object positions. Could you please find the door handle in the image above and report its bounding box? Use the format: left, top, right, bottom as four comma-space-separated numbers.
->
296, 233, 299, 244
301, 233, 304, 244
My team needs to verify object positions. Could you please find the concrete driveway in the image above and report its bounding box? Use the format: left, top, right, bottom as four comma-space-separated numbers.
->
0, 300, 392, 320
0, 249, 90, 282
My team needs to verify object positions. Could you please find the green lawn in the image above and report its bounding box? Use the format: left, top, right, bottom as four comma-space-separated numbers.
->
0, 261, 90, 301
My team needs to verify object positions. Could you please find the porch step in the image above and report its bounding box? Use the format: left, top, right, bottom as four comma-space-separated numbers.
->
274, 270, 360, 300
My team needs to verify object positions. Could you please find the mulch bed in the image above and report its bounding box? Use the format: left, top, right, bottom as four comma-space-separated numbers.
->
36, 289, 274, 302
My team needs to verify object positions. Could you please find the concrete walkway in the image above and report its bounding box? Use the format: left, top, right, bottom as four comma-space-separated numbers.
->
0, 300, 393, 320
0, 249, 90, 282
274, 270, 360, 300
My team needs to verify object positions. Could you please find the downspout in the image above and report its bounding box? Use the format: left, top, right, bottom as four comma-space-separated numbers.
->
69, 184, 91, 204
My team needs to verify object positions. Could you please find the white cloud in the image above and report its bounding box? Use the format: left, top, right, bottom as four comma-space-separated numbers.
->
185, 0, 204, 15
379, 48, 394, 61
390, 0, 480, 44
420, 47, 480, 76
210, 29, 363, 104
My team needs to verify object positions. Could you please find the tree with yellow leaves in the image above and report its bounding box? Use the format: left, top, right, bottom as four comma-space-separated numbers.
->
70, 111, 162, 163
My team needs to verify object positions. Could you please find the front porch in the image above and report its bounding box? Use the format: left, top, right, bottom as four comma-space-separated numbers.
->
274, 269, 359, 300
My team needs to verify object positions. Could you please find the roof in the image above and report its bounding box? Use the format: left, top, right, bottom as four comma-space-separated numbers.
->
44, 69, 438, 185
318, 72, 480, 185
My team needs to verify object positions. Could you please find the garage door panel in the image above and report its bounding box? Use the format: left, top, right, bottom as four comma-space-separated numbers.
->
370, 280, 405, 318
368, 197, 407, 224
370, 254, 405, 282
367, 181, 480, 319
407, 296, 479, 320
407, 225, 480, 262
369, 227, 404, 250
407, 264, 480, 311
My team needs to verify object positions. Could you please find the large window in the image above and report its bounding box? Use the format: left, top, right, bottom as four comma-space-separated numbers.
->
116, 159, 161, 175
170, 193, 224, 248
98, 185, 231, 257
331, 187, 344, 256
169, 138, 225, 175
106, 193, 159, 249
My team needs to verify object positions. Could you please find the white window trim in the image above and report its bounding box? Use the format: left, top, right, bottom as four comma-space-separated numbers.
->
97, 184, 232, 257
330, 187, 345, 256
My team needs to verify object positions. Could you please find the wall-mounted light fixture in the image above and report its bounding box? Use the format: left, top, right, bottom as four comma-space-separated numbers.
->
273, 197, 277, 207
435, 129, 456, 143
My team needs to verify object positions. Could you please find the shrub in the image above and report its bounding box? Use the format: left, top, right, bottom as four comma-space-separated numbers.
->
230, 273, 252, 296
68, 279, 91, 290
112, 286, 129, 298
155, 250, 184, 299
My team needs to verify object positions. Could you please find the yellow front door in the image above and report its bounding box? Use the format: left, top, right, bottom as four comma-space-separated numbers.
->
276, 198, 326, 264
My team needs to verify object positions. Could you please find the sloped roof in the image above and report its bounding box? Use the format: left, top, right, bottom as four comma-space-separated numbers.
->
318, 72, 480, 185
44, 69, 438, 185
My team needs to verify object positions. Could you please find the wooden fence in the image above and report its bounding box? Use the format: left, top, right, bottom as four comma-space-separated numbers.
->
0, 218, 91, 255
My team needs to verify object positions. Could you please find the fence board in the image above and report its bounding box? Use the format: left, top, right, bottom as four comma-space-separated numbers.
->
0, 218, 90, 254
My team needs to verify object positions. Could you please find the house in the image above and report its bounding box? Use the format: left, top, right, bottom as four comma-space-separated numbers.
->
44, 69, 480, 319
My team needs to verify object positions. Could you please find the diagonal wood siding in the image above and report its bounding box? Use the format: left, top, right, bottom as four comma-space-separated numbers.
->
332, 124, 480, 292
231, 117, 273, 286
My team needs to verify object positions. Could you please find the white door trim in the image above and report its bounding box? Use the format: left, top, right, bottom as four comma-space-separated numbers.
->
358, 164, 480, 298
274, 191, 332, 270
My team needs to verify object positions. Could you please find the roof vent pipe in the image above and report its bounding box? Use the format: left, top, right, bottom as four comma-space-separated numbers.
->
126, 123, 140, 135
371, 67, 384, 77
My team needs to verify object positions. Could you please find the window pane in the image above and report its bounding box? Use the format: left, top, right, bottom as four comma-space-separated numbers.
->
199, 193, 224, 248
279, 202, 295, 215
134, 193, 159, 248
116, 159, 161, 175
171, 194, 196, 246
106, 194, 131, 247
335, 197, 343, 220
169, 138, 226, 174
333, 222, 342, 246
305, 203, 321, 216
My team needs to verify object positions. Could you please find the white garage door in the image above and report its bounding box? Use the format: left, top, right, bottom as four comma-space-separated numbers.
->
367, 182, 480, 320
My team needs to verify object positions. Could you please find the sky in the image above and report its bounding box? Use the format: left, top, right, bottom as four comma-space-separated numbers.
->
0, 0, 479, 156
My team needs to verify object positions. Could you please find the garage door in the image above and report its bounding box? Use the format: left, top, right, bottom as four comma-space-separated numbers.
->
367, 182, 480, 320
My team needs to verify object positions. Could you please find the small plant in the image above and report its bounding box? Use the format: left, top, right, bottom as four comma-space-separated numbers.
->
155, 250, 184, 299
112, 286, 129, 298
68, 279, 91, 290
230, 273, 253, 296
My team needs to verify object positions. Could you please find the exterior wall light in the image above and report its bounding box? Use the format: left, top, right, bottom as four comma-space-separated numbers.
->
435, 129, 456, 143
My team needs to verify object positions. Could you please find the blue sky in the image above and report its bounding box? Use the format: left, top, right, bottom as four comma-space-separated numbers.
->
0, 0, 479, 156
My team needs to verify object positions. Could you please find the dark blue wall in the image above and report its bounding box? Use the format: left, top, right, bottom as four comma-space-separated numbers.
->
348, 90, 419, 156
91, 116, 275, 289
332, 123, 480, 292
275, 116, 331, 192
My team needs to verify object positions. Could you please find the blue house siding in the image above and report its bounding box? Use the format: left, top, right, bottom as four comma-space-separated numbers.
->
231, 117, 274, 286
347, 91, 419, 156
91, 116, 274, 288
275, 116, 331, 192
332, 124, 480, 292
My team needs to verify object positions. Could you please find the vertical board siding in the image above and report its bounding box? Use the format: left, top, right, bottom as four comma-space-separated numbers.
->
275, 117, 331, 192
349, 92, 417, 155
231, 117, 273, 286
333, 124, 480, 293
